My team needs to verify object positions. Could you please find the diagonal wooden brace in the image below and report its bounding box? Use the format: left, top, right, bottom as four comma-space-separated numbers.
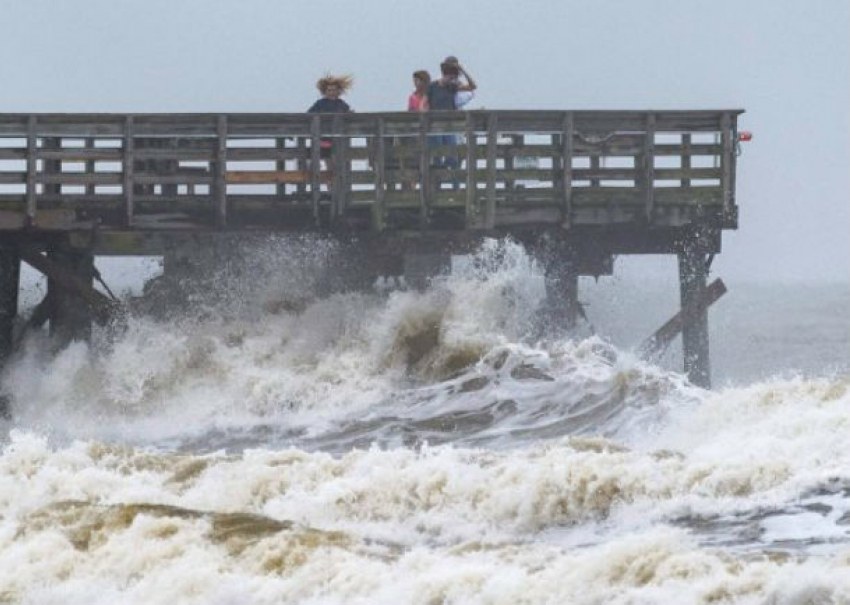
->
638, 278, 726, 360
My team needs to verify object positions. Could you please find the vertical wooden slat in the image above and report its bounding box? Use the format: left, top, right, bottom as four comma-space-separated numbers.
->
275, 136, 285, 200
85, 137, 95, 196
561, 111, 574, 226
214, 115, 227, 228
418, 113, 430, 229
590, 156, 600, 188
720, 112, 732, 214
681, 133, 692, 189
331, 113, 344, 220
464, 112, 476, 227
504, 134, 517, 198
372, 117, 386, 232
644, 113, 656, 222
42, 137, 61, 198
123, 116, 134, 227
25, 116, 37, 225
485, 112, 498, 229
310, 115, 321, 224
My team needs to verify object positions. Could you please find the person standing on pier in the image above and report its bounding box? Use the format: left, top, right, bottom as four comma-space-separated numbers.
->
308, 74, 353, 115
427, 60, 476, 170
307, 74, 353, 183
442, 56, 476, 109
408, 70, 431, 112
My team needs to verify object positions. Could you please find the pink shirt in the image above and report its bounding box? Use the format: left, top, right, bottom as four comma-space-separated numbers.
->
408, 93, 426, 111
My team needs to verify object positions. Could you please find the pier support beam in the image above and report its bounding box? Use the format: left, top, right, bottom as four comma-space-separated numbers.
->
678, 246, 712, 388
47, 244, 95, 344
0, 245, 20, 363
543, 251, 580, 331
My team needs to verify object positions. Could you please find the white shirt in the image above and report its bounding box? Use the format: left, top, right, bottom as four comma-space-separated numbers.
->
455, 91, 475, 109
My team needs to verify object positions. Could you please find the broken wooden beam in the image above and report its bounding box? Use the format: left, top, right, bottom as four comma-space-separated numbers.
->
638, 277, 726, 360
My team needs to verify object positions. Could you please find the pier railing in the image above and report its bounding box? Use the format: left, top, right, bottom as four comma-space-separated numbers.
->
0, 110, 743, 232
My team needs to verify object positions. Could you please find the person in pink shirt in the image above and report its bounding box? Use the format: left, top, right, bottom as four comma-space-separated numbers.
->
408, 70, 430, 112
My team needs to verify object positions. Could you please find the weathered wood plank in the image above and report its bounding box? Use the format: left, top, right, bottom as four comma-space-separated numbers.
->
331, 113, 344, 221
85, 137, 96, 196
561, 111, 574, 226
639, 277, 726, 360
124, 116, 135, 226
133, 173, 213, 185
418, 113, 430, 228
35, 148, 123, 161
225, 147, 308, 161
310, 115, 321, 224
465, 113, 476, 226
225, 170, 330, 184
214, 115, 227, 227
485, 112, 498, 229
0, 174, 26, 184
372, 117, 386, 232
721, 112, 733, 214
0, 149, 27, 160
644, 113, 656, 221
38, 173, 124, 185
25, 116, 36, 224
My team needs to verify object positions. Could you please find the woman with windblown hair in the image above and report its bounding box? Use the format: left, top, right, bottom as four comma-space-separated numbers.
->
307, 74, 353, 183
308, 74, 354, 115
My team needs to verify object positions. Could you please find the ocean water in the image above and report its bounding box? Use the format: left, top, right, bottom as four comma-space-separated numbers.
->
1, 238, 848, 604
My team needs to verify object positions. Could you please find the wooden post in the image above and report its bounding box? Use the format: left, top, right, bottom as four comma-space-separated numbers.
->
721, 112, 733, 214
464, 112, 476, 227
214, 115, 228, 228
44, 244, 96, 343
485, 112, 498, 229
162, 136, 178, 198
678, 245, 711, 388
85, 137, 96, 197
331, 113, 345, 220
0, 245, 20, 363
310, 115, 321, 225
545, 253, 579, 331
590, 155, 600, 188
123, 116, 134, 227
25, 116, 37, 226
42, 137, 61, 198
681, 133, 691, 189
418, 113, 430, 229
372, 117, 386, 232
561, 111, 574, 226
644, 113, 656, 222
504, 134, 517, 197
276, 136, 285, 200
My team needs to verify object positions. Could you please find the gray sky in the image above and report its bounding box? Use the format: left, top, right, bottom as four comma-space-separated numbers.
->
2, 0, 847, 283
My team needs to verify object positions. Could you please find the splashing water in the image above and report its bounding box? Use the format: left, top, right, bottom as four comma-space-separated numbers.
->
1, 237, 848, 604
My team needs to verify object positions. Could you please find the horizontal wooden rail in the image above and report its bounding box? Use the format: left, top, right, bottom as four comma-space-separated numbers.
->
0, 109, 742, 232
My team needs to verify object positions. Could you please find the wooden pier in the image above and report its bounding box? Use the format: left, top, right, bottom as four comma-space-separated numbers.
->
0, 109, 744, 388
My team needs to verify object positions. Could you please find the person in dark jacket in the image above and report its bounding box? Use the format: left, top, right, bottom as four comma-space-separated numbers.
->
427, 61, 476, 111
427, 62, 476, 170
308, 74, 353, 165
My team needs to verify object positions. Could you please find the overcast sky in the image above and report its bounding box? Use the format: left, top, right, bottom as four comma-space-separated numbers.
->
1, 0, 847, 283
